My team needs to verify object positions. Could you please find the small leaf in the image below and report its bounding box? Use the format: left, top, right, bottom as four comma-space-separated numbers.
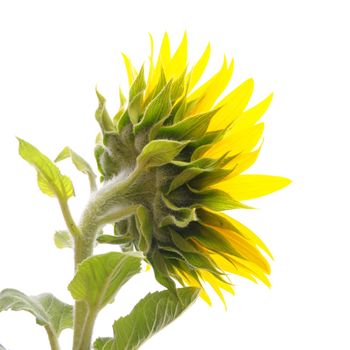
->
17, 138, 74, 200
110, 287, 199, 350
0, 289, 73, 337
54, 230, 73, 249
136, 139, 188, 169
55, 147, 97, 191
68, 252, 142, 312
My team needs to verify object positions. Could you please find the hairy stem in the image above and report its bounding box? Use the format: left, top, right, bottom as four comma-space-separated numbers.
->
58, 198, 82, 239
72, 170, 140, 350
45, 326, 60, 350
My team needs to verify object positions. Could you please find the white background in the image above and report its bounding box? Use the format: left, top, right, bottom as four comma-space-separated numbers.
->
1, 0, 350, 349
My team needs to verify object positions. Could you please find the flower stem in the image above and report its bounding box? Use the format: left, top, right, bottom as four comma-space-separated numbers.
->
45, 326, 60, 350
70, 170, 140, 350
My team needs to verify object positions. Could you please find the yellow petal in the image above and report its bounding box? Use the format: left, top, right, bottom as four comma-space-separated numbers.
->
210, 254, 258, 283
122, 53, 137, 86
232, 93, 273, 132
148, 33, 171, 94
204, 123, 264, 159
214, 226, 270, 273
167, 32, 188, 79
214, 174, 291, 201
187, 43, 211, 92
224, 146, 261, 175
228, 255, 271, 287
145, 33, 155, 99
214, 211, 273, 259
177, 269, 212, 305
208, 79, 254, 131
188, 57, 234, 115
200, 270, 234, 308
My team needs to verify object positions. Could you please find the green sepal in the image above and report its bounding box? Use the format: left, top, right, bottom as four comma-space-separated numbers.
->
68, 252, 142, 312
113, 88, 127, 124
169, 230, 199, 253
183, 222, 242, 257
159, 244, 220, 274
94, 144, 105, 178
136, 139, 188, 169
160, 195, 197, 228
167, 167, 206, 193
189, 167, 234, 189
170, 69, 187, 102
108, 287, 199, 350
135, 206, 153, 254
188, 185, 253, 211
144, 68, 167, 106
55, 146, 97, 191
95, 89, 115, 132
128, 66, 146, 124
97, 234, 134, 245
134, 81, 172, 134
0, 289, 73, 337
54, 230, 73, 249
17, 138, 74, 200
148, 249, 177, 293
156, 109, 217, 141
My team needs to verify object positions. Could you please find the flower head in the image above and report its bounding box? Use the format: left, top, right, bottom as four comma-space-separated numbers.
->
95, 33, 290, 305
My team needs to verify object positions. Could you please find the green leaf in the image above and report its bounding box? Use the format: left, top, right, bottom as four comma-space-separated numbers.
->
93, 338, 113, 350
134, 82, 172, 134
54, 230, 73, 249
55, 146, 97, 191
17, 138, 74, 200
109, 287, 199, 350
0, 289, 73, 337
0, 344, 7, 350
68, 252, 142, 312
136, 139, 188, 169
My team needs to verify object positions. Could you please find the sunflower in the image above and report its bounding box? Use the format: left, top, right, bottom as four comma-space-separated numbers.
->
94, 33, 290, 305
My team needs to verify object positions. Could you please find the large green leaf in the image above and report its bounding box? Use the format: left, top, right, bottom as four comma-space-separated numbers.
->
108, 287, 199, 350
0, 344, 7, 350
68, 252, 142, 312
0, 289, 73, 337
17, 138, 74, 200
136, 139, 188, 169
93, 338, 113, 350
55, 146, 97, 191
